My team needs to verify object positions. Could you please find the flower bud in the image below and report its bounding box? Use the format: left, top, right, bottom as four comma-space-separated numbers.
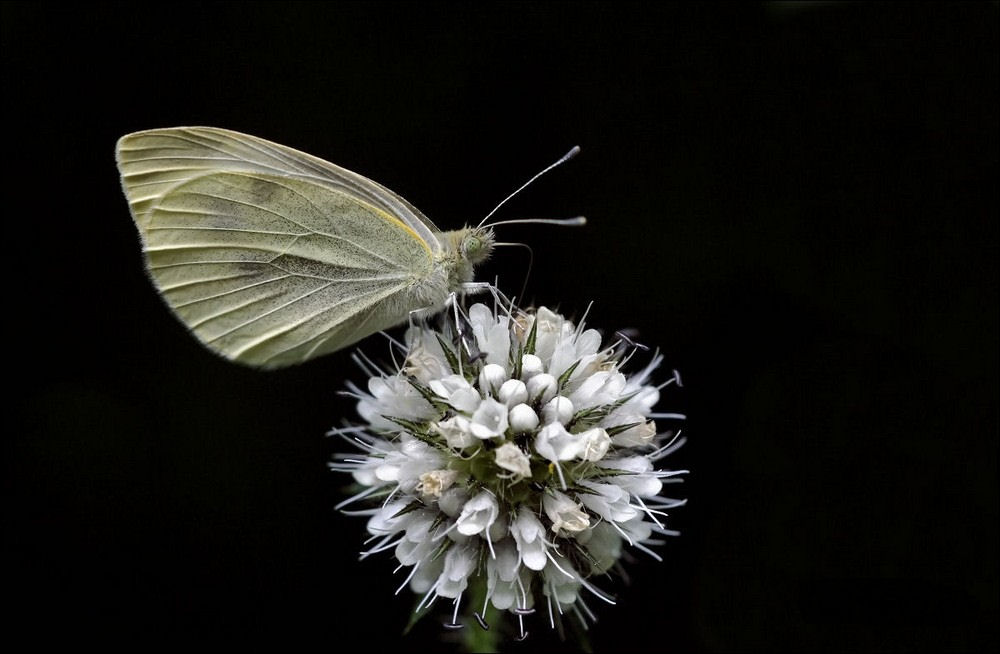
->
478, 363, 508, 395
542, 395, 574, 425
498, 379, 528, 407
520, 354, 544, 380
526, 373, 557, 404
508, 403, 540, 433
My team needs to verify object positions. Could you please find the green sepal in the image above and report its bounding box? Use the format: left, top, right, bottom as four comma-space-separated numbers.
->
436, 333, 462, 375
524, 316, 538, 355
390, 499, 427, 519
380, 415, 450, 454
605, 421, 643, 437
557, 359, 582, 389
568, 390, 642, 430
406, 376, 452, 413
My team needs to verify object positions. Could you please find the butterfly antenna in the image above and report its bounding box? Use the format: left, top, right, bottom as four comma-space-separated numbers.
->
477, 146, 581, 228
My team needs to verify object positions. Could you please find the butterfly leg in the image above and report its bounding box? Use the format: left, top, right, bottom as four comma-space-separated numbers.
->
458, 282, 519, 320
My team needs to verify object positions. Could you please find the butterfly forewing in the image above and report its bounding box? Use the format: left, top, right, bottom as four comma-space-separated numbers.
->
118, 128, 442, 368
117, 127, 441, 248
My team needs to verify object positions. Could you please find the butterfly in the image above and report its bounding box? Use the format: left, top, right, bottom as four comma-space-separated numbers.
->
116, 127, 580, 368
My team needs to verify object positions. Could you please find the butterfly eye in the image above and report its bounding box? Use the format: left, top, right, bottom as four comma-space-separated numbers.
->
464, 236, 483, 256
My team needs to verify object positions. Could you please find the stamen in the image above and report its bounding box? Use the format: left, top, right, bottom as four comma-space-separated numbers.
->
574, 300, 594, 340
515, 614, 529, 641
578, 577, 616, 605
651, 468, 690, 479
353, 349, 386, 379
416, 581, 440, 613
609, 519, 635, 546
631, 540, 664, 562
515, 575, 530, 609
615, 329, 650, 351
646, 430, 684, 460
337, 508, 380, 516
578, 597, 597, 623
650, 525, 681, 537
395, 562, 420, 595
546, 591, 555, 629
554, 461, 567, 490
334, 483, 389, 511
545, 551, 575, 579
359, 535, 404, 560
324, 424, 368, 438
432, 520, 460, 541
633, 495, 666, 528
380, 488, 400, 510
572, 604, 590, 630
649, 412, 687, 420
350, 351, 381, 378
484, 521, 497, 559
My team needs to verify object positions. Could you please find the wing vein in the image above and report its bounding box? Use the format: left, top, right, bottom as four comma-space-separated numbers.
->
147, 225, 308, 237
204, 281, 338, 341
169, 275, 293, 309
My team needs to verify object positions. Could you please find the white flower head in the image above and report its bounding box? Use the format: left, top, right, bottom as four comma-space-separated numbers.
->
331, 300, 687, 643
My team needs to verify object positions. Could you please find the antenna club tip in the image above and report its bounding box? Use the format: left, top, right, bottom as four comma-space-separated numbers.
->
567, 145, 581, 158
575, 216, 587, 225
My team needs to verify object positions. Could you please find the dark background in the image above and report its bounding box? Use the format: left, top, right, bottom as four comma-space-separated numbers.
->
3, 2, 996, 651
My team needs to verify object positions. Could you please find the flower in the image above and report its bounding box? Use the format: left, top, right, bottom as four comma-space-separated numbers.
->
542, 490, 591, 534
330, 300, 687, 642
494, 442, 532, 479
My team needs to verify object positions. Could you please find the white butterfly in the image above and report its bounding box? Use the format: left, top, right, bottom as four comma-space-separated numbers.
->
117, 127, 578, 368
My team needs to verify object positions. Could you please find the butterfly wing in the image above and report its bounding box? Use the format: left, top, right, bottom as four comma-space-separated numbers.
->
118, 127, 441, 248
117, 128, 439, 368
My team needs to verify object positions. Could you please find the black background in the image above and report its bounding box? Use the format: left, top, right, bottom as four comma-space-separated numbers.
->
3, 3, 996, 651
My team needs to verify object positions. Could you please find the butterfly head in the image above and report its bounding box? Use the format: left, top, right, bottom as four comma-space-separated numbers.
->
460, 226, 496, 265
